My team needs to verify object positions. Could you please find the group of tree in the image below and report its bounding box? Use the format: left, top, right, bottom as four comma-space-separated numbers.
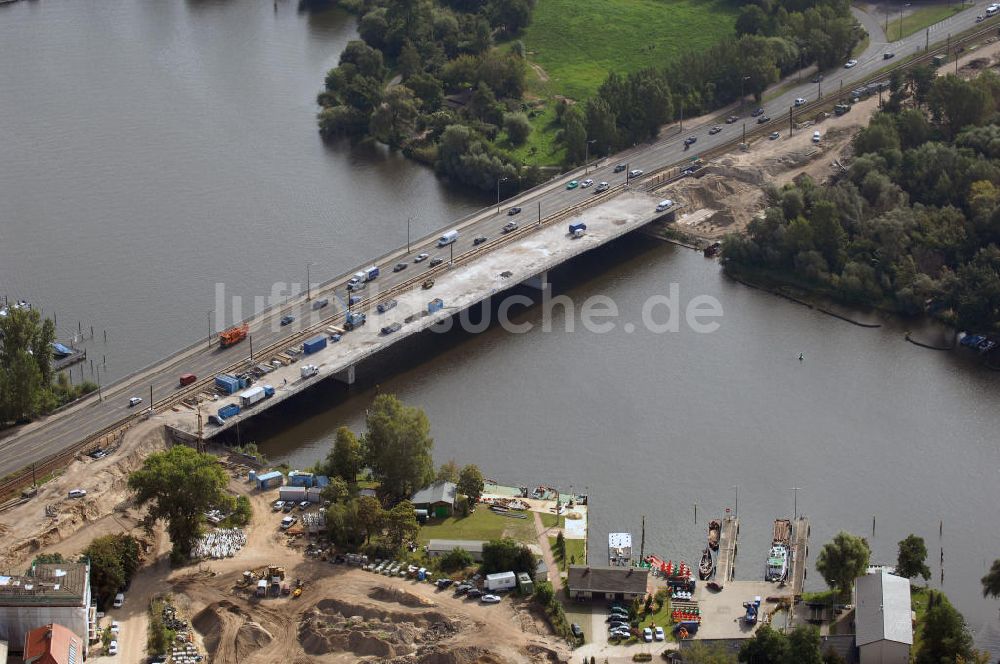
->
0, 306, 95, 426
318, 0, 541, 191
738, 624, 831, 664
325, 495, 420, 557
480, 537, 536, 575
724, 69, 1000, 333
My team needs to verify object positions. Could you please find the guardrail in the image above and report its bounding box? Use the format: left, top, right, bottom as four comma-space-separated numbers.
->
3, 19, 996, 503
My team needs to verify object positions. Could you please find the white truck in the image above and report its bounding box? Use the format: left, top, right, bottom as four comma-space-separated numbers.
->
437, 229, 459, 246
348, 266, 380, 291
239, 386, 266, 408
485, 571, 517, 592
300, 364, 319, 379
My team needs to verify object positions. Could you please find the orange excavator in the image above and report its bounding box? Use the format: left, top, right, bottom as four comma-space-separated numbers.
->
219, 322, 249, 348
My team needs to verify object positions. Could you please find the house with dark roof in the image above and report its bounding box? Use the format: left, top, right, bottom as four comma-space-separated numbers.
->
0, 562, 93, 657
23, 623, 82, 664
410, 481, 458, 518
566, 565, 648, 601
855, 570, 912, 664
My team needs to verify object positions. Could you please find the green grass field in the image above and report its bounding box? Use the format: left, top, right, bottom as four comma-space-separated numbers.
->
417, 509, 537, 545
522, 0, 740, 101
886, 5, 964, 41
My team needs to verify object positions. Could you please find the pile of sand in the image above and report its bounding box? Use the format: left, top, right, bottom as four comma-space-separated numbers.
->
235, 621, 273, 660
368, 585, 436, 608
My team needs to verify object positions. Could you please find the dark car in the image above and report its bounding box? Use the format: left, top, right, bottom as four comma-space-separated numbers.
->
280, 315, 294, 326
454, 584, 472, 595
380, 322, 401, 335
751, 107, 765, 117
708, 126, 722, 135
376, 299, 397, 313
613, 164, 627, 173
502, 221, 518, 233
811, 73, 823, 83
474, 235, 488, 245
507, 206, 521, 216
348, 294, 362, 305
725, 115, 739, 124
429, 257, 443, 267
571, 623, 583, 638
422, 279, 434, 289
393, 262, 407, 272
883, 51, 895, 60
435, 578, 454, 588
467, 589, 484, 599
757, 115, 771, 124
684, 136, 697, 146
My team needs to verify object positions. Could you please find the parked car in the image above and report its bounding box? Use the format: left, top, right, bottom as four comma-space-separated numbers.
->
474, 235, 488, 245
654, 626, 665, 641
794, 97, 807, 106
507, 206, 521, 216
113, 593, 125, 608
414, 253, 429, 263
467, 588, 484, 598
272, 500, 285, 512
883, 51, 895, 59
769, 131, 780, 140
481, 594, 501, 603
580, 179, 594, 188
757, 115, 771, 124
128, 396, 143, 407
613, 164, 626, 173
751, 107, 765, 117
393, 262, 407, 272
708, 125, 722, 134
684, 136, 697, 146
656, 199, 674, 212
726, 115, 739, 123
68, 489, 87, 498
108, 640, 119, 656
282, 502, 294, 512
422, 279, 435, 289
566, 180, 579, 189
429, 257, 443, 267
643, 627, 653, 642
844, 59, 858, 68
280, 315, 294, 326
977, 14, 985, 22
594, 181, 610, 192
454, 584, 472, 595
110, 621, 121, 635
87, 448, 107, 460
435, 578, 454, 588
813, 130, 821, 143
298, 500, 310, 510
628, 169, 643, 178
381, 322, 402, 335
502, 221, 518, 233
377, 299, 397, 313
571, 623, 583, 638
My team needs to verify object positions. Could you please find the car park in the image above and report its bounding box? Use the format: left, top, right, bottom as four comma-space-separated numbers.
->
794, 97, 807, 106
844, 59, 858, 68
502, 221, 518, 233
883, 51, 895, 59
481, 594, 501, 603
654, 626, 665, 641
751, 107, 765, 117
128, 396, 143, 407
628, 169, 643, 178
594, 181, 610, 192
422, 279, 434, 289
757, 115, 771, 124
708, 125, 722, 134
280, 315, 294, 326
580, 179, 594, 188
474, 235, 487, 245
566, 180, 579, 189
381, 322, 402, 335
613, 164, 626, 173
429, 257, 443, 267
726, 115, 739, 123
68, 489, 87, 498
684, 136, 697, 146
377, 299, 397, 313
414, 253, 429, 263
643, 627, 653, 642
769, 131, 780, 140
507, 206, 521, 215
393, 262, 407, 272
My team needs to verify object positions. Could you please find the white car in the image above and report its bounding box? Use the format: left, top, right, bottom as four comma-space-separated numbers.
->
414, 253, 429, 263
654, 626, 665, 641
128, 396, 143, 407
113, 593, 124, 608
68, 489, 87, 499
110, 620, 120, 635
108, 640, 118, 656
594, 181, 610, 192
481, 594, 501, 603
628, 169, 643, 178
642, 627, 653, 642
272, 500, 285, 512
580, 179, 594, 188
844, 59, 858, 68
794, 97, 807, 106
812, 130, 821, 143
655, 199, 674, 212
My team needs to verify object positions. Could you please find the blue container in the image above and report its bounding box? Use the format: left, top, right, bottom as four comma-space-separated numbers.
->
263, 385, 275, 398
303, 335, 327, 355
428, 298, 444, 314
215, 374, 241, 394
218, 403, 241, 419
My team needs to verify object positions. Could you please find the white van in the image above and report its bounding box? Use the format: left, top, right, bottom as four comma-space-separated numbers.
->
655, 199, 674, 212
113, 593, 125, 608
437, 230, 459, 247
987, 4, 998, 16
812, 130, 821, 144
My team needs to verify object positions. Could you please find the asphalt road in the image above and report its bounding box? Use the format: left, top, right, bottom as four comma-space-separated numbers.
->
0, 4, 989, 478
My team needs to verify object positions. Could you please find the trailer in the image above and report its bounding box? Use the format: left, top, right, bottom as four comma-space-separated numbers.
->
568, 222, 586, 238
344, 312, 366, 331
302, 335, 327, 355
300, 364, 319, 379
239, 386, 266, 408
485, 571, 517, 592
348, 266, 380, 290
218, 403, 241, 420
263, 384, 275, 398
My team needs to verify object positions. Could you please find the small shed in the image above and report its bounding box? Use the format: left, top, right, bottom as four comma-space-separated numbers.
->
516, 572, 534, 595
856, 571, 912, 664
256, 471, 283, 490
410, 481, 457, 518
426, 539, 487, 562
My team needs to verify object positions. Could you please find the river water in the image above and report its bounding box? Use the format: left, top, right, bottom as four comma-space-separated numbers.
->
1, 0, 998, 653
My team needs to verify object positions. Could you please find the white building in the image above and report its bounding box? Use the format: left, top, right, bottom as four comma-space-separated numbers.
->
855, 570, 912, 664
0, 562, 94, 658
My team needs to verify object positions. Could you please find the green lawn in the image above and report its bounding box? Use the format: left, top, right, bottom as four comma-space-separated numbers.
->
549, 536, 586, 570
522, 0, 740, 100
886, 5, 964, 41
418, 509, 537, 545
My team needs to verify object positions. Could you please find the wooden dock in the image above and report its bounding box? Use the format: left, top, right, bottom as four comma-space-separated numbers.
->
790, 516, 810, 597
715, 513, 739, 584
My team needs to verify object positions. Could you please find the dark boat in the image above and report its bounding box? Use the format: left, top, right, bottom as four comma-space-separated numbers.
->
708, 520, 721, 551
698, 547, 714, 580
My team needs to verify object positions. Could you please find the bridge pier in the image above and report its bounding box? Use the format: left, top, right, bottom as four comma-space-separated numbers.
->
521, 271, 549, 291
333, 364, 356, 385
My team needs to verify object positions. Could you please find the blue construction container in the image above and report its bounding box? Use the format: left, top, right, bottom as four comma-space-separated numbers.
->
288, 471, 315, 488
256, 471, 284, 490
428, 298, 444, 314
302, 335, 327, 355
218, 403, 241, 419
248, 471, 257, 483
314, 475, 330, 488
263, 384, 275, 398
215, 374, 241, 394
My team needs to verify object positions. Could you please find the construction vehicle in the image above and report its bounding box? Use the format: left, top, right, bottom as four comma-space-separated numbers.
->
219, 323, 249, 348
344, 311, 366, 331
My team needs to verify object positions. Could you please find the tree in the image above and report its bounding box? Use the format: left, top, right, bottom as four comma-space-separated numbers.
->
128, 446, 233, 562
363, 394, 435, 504
982, 559, 1000, 598
896, 534, 931, 582
555, 531, 566, 559
440, 546, 474, 572
382, 500, 419, 551
436, 459, 459, 483
397, 40, 422, 80
815, 532, 870, 599
32, 553, 66, 566
502, 112, 531, 146
457, 464, 484, 505
330, 426, 364, 484
320, 476, 351, 504
534, 579, 554, 606
562, 104, 587, 164
85, 534, 141, 609
916, 590, 974, 664
682, 642, 739, 664
738, 624, 789, 663
0, 306, 56, 423
481, 537, 536, 575
356, 494, 386, 544
785, 625, 823, 664
369, 85, 419, 147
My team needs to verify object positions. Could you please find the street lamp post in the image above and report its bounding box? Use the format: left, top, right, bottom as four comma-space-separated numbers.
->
585, 139, 596, 174
496, 177, 508, 214
206, 310, 213, 348
407, 216, 412, 253
740, 75, 751, 112
306, 262, 312, 301
732, 485, 740, 517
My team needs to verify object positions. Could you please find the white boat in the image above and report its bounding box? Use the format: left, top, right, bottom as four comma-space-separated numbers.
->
765, 544, 789, 582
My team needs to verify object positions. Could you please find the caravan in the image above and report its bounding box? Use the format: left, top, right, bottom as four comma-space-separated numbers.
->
437, 229, 459, 246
